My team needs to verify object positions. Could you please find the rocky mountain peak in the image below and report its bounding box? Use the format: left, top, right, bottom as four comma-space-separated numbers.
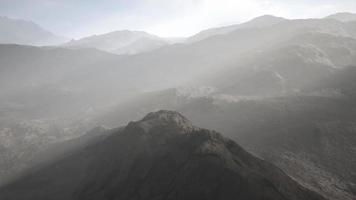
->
142, 110, 188, 122
125, 110, 196, 135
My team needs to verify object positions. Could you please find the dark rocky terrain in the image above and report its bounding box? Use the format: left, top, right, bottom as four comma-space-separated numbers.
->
0, 111, 325, 200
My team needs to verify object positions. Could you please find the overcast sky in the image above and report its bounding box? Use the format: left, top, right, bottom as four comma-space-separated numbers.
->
1, 0, 356, 38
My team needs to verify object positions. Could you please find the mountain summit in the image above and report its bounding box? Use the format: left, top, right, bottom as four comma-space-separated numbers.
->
126, 110, 196, 134
0, 110, 325, 200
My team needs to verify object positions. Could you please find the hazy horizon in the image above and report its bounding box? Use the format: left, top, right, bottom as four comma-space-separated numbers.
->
1, 0, 356, 39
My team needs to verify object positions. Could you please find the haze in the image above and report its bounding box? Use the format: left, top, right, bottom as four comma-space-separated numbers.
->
1, 0, 356, 38
1, 1, 356, 200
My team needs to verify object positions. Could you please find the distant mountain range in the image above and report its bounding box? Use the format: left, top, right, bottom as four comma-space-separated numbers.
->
63, 30, 169, 55
0, 17, 168, 55
0, 16, 68, 46
1, 13, 356, 118
187, 15, 287, 43
0, 111, 325, 200
1, 13, 356, 117
1, 12, 355, 53
187, 12, 356, 43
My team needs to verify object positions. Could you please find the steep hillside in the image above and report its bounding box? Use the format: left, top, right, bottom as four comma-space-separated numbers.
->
0, 111, 325, 200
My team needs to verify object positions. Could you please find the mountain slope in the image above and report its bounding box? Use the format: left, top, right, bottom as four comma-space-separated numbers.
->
99, 96, 356, 200
326, 12, 356, 22
0, 111, 325, 200
64, 30, 168, 55
0, 16, 68, 45
92, 66, 356, 200
0, 44, 135, 119
203, 33, 356, 95
187, 15, 287, 43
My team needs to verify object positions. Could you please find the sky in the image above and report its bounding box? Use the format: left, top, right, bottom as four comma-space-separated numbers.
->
1, 0, 356, 38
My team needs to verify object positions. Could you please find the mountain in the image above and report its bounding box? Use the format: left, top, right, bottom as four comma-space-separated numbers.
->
101, 17, 356, 91
0, 45, 124, 183
0, 16, 68, 46
93, 66, 356, 200
1, 16, 356, 199
0, 111, 325, 200
0, 17, 355, 121
187, 15, 287, 43
202, 33, 356, 96
2, 17, 356, 103
326, 12, 356, 22
63, 30, 168, 55
0, 44, 137, 118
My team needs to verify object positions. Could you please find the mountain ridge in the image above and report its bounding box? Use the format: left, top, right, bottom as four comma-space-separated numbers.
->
63, 30, 168, 55
326, 12, 356, 22
187, 15, 287, 42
